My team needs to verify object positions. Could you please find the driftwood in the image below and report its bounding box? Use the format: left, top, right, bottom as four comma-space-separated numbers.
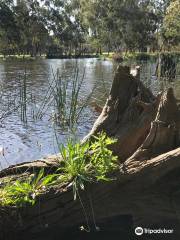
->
1, 65, 180, 240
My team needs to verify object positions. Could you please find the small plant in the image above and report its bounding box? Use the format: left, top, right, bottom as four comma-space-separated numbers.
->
57, 132, 118, 232
89, 133, 118, 181
0, 169, 58, 206
58, 140, 91, 200
58, 132, 118, 200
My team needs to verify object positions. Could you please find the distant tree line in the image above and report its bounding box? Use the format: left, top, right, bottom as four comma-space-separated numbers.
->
0, 0, 179, 57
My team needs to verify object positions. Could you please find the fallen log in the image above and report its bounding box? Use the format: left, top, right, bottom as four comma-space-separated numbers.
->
1, 66, 180, 240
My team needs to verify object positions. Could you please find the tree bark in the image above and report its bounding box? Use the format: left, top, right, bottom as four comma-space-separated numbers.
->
1, 66, 180, 240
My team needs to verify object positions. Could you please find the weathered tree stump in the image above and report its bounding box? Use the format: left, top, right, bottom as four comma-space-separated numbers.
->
1, 66, 180, 240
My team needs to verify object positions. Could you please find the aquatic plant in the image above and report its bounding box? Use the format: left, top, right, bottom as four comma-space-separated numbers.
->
36, 65, 95, 129
0, 83, 20, 123
19, 71, 27, 123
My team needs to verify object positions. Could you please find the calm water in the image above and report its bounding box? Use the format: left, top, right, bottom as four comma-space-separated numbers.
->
0, 58, 179, 169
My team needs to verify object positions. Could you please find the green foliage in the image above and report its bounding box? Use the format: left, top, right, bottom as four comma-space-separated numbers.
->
90, 133, 118, 181
162, 0, 180, 47
58, 140, 91, 200
0, 0, 178, 55
0, 1, 20, 55
0, 169, 58, 206
0, 132, 118, 206
78, 0, 160, 52
58, 132, 118, 200
0, 0, 85, 56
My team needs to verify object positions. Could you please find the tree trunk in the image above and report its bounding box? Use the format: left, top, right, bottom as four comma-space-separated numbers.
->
1, 66, 180, 240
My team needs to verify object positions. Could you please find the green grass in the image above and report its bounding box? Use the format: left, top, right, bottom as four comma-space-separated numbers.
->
0, 169, 58, 206
0, 132, 118, 206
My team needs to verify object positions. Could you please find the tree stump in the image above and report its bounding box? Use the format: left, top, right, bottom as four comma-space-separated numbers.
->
1, 66, 180, 240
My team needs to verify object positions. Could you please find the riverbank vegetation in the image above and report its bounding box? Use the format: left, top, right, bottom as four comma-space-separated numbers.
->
0, 0, 179, 58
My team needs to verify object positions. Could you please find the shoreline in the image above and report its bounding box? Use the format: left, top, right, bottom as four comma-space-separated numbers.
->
0, 51, 179, 62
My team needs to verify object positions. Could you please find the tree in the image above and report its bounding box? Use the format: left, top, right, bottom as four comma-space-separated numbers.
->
0, 1, 20, 55
76, 0, 160, 52
162, 0, 180, 47
14, 0, 49, 56
0, 0, 176, 56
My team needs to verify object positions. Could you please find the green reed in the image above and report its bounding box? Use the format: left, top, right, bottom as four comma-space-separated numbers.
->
36, 65, 94, 130
19, 71, 27, 123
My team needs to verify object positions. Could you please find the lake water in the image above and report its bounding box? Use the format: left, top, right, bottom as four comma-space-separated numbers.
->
0, 58, 179, 169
